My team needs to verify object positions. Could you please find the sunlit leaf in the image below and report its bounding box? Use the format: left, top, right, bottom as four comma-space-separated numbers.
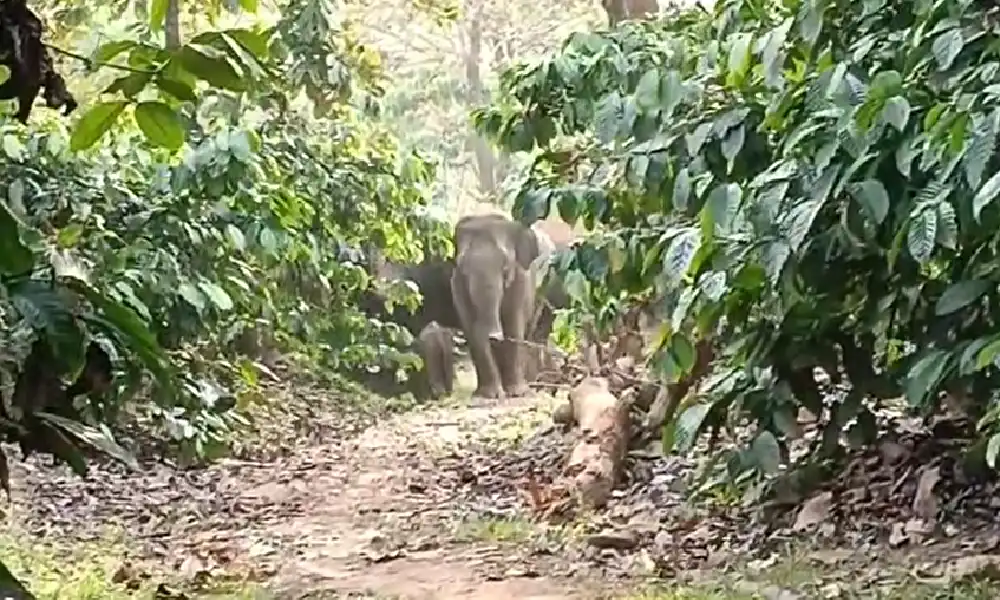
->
70, 102, 128, 151
134, 102, 185, 150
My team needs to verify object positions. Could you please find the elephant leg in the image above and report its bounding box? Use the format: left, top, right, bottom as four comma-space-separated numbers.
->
452, 268, 504, 399
498, 268, 534, 397
424, 347, 443, 399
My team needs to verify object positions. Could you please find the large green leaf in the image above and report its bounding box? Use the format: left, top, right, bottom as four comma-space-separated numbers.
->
70, 101, 128, 151
177, 45, 247, 92
0, 201, 33, 276
36, 413, 139, 470
8, 280, 85, 376
670, 402, 712, 453
935, 280, 990, 316
905, 350, 950, 407
849, 180, 889, 225
906, 208, 937, 263
66, 280, 174, 393
931, 28, 964, 71
149, 0, 168, 31
134, 102, 185, 150
973, 170, 1000, 221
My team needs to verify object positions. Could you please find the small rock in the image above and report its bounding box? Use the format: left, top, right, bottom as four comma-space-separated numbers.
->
793, 491, 832, 531
586, 529, 639, 550
888, 521, 908, 547
653, 529, 673, 552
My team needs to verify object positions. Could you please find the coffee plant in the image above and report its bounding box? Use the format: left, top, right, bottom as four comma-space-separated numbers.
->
476, 0, 1000, 487
0, 0, 445, 568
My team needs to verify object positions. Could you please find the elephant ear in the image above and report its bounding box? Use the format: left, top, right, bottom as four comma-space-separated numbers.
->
526, 226, 556, 289
512, 223, 542, 269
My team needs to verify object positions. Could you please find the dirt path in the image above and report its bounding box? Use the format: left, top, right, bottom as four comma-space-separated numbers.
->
229, 367, 597, 599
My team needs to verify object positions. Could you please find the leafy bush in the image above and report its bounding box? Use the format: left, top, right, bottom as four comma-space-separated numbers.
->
0, 0, 447, 488
476, 0, 1000, 486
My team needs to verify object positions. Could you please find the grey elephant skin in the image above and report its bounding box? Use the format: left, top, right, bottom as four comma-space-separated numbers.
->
359, 256, 460, 335
352, 253, 459, 398
450, 213, 552, 399
416, 321, 455, 399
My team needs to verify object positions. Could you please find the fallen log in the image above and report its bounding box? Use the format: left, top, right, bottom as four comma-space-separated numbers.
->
554, 377, 630, 511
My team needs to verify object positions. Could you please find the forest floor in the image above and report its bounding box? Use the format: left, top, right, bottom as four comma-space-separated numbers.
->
4, 363, 1000, 599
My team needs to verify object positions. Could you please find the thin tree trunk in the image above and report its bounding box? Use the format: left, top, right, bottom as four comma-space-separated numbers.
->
462, 8, 499, 195
165, 0, 182, 49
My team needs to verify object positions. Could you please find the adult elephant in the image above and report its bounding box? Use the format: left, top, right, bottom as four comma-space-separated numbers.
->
357, 253, 459, 336
450, 213, 555, 399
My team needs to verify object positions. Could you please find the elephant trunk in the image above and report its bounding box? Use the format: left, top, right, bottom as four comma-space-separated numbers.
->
457, 251, 506, 342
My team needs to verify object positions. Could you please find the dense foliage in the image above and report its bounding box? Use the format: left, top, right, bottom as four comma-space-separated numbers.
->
0, 0, 447, 512
477, 0, 1000, 490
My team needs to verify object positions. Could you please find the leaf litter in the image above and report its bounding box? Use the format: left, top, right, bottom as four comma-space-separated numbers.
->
5, 363, 1000, 597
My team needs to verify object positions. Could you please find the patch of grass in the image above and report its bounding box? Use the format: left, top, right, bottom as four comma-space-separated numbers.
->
1, 528, 273, 600
615, 588, 753, 600
1, 528, 145, 600
455, 516, 541, 544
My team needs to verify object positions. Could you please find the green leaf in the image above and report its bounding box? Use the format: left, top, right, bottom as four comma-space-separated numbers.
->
905, 349, 950, 407
669, 333, 696, 374
177, 282, 205, 312
134, 102, 185, 151
563, 269, 588, 303
907, 208, 937, 263
849, 180, 889, 225
798, 0, 824, 47
976, 337, 1000, 371
149, 0, 168, 31
35, 413, 138, 470
226, 224, 246, 249
663, 229, 701, 279
70, 101, 127, 151
634, 69, 660, 110
0, 65, 9, 85
92, 40, 138, 64
721, 124, 745, 174
705, 183, 741, 233
0, 201, 34, 276
882, 96, 910, 131
2, 135, 23, 159
935, 280, 990, 316
66, 280, 174, 393
238, 0, 259, 11
751, 431, 781, 474
670, 402, 711, 453
105, 72, 154, 98
8, 280, 85, 375
932, 28, 964, 71
177, 45, 247, 92
198, 281, 234, 311
987, 434, 1000, 469
936, 201, 958, 250
155, 76, 198, 102
973, 170, 1000, 221
726, 33, 754, 87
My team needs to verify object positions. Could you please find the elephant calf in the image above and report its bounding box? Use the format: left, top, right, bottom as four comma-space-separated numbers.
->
417, 321, 455, 399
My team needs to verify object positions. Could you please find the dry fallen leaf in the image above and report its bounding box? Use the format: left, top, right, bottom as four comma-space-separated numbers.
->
793, 491, 833, 531
946, 554, 1000, 583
